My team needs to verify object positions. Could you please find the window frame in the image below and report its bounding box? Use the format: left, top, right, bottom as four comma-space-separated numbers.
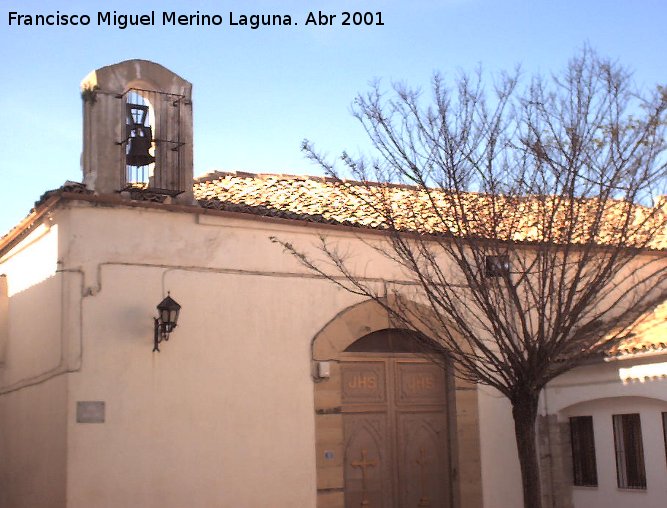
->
569, 415, 598, 487
612, 413, 647, 490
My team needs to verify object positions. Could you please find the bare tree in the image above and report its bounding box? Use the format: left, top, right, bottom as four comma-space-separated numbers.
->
276, 49, 667, 507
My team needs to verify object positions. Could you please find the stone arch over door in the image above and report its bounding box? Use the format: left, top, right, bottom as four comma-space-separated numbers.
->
312, 299, 483, 508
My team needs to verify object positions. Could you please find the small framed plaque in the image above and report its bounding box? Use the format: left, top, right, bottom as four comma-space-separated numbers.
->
76, 401, 105, 423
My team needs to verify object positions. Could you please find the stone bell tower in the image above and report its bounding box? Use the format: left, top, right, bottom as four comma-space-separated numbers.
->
80, 60, 193, 202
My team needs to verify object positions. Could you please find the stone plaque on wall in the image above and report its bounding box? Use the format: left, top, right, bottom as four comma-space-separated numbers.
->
76, 401, 105, 423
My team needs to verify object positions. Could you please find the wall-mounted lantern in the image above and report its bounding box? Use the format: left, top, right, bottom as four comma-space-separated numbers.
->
153, 293, 181, 352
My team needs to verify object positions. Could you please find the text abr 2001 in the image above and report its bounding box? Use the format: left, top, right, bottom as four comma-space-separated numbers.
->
342, 12, 384, 26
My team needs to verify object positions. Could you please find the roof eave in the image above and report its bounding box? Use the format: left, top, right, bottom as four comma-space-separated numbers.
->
0, 195, 62, 256
603, 347, 667, 362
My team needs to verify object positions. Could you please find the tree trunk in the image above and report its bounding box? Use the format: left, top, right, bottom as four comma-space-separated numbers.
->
511, 392, 542, 508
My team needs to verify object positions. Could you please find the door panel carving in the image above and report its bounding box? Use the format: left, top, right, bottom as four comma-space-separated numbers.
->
342, 357, 451, 508
397, 412, 449, 507
344, 414, 391, 507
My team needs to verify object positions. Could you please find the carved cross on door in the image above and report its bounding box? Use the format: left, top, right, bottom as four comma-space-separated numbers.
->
351, 448, 378, 507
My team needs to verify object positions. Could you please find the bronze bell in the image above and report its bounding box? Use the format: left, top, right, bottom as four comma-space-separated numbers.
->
126, 103, 155, 167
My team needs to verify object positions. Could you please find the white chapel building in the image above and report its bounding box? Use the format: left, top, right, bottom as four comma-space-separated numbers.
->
1, 60, 666, 508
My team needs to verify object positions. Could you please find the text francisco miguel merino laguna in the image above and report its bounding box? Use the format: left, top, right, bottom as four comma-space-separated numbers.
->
8, 10, 339, 29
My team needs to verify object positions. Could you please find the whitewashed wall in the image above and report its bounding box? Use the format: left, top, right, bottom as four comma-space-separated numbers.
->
546, 360, 667, 508
477, 386, 524, 508
60, 204, 361, 507
0, 223, 69, 507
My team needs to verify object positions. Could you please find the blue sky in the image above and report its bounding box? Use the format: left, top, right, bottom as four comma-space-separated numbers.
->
1, 0, 666, 235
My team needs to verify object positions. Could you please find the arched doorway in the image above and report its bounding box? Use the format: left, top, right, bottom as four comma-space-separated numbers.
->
341, 329, 452, 507
311, 299, 482, 508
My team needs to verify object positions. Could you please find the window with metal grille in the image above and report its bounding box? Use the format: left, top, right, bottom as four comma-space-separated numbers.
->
612, 413, 646, 489
569, 416, 598, 486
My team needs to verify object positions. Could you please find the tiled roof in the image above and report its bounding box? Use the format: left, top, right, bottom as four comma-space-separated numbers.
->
194, 171, 667, 249
195, 171, 389, 228
607, 301, 667, 358
40, 180, 92, 200
0, 181, 92, 242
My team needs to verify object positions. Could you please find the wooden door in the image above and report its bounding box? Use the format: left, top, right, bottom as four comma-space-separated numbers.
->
342, 357, 451, 508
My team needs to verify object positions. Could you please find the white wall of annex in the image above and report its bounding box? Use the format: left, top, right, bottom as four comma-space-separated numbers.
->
546, 360, 667, 412
546, 361, 667, 508
477, 347, 667, 508
561, 397, 667, 508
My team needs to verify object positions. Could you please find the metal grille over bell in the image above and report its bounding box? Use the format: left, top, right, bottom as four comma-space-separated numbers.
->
126, 103, 155, 167
119, 88, 187, 197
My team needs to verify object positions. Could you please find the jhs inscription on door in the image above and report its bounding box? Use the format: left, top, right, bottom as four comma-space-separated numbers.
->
398, 363, 445, 403
348, 374, 377, 389
342, 362, 386, 403
407, 373, 434, 391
